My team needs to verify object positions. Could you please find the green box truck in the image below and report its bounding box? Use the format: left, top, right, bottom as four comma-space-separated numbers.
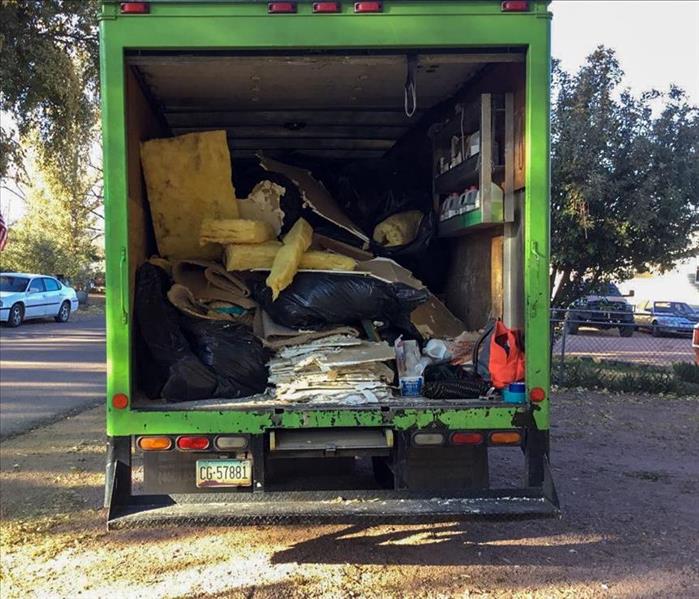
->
101, 0, 557, 527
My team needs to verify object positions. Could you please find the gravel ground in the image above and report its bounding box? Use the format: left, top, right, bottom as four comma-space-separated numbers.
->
1, 391, 698, 598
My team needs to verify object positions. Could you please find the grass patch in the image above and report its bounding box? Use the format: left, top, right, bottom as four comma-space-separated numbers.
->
554, 357, 699, 395
672, 361, 699, 384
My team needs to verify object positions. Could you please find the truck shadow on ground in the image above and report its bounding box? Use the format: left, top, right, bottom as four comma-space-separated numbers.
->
270, 521, 606, 568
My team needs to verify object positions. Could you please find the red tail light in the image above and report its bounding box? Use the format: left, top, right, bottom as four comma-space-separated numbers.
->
313, 2, 341, 12
354, 1, 382, 12
501, 0, 529, 11
530, 387, 546, 402
177, 436, 210, 451
451, 432, 484, 446
112, 393, 129, 410
120, 2, 150, 13
268, 2, 296, 13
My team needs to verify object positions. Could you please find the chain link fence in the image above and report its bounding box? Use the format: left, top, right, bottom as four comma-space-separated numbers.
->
551, 308, 699, 394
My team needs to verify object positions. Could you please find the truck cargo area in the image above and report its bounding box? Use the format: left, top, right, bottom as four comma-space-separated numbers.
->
125, 50, 527, 409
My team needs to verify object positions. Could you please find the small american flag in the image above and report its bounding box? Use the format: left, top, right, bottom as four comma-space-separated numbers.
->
0, 211, 8, 251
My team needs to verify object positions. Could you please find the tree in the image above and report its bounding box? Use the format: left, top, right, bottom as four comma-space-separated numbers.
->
0, 0, 100, 181
0, 140, 102, 285
550, 47, 699, 307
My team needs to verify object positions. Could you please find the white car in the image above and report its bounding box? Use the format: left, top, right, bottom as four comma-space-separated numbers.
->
0, 273, 80, 327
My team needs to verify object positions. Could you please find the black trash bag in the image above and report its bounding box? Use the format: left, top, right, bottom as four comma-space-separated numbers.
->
251, 273, 429, 335
180, 319, 271, 398
133, 263, 218, 401
423, 379, 490, 400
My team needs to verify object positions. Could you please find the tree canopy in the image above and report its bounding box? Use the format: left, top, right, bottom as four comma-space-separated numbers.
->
551, 47, 699, 306
0, 0, 100, 181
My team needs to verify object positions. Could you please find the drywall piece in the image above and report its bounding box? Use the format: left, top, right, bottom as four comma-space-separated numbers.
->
200, 218, 276, 245
266, 217, 313, 299
411, 295, 467, 340
238, 180, 286, 236
313, 341, 395, 371
356, 258, 424, 289
140, 130, 238, 260
261, 156, 369, 245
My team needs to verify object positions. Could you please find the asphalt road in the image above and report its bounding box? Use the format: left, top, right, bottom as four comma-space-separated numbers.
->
0, 314, 105, 439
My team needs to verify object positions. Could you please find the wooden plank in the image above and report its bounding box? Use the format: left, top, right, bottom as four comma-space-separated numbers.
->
491, 235, 504, 320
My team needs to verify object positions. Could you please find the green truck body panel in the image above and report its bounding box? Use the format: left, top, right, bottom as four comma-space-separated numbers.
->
100, 0, 551, 437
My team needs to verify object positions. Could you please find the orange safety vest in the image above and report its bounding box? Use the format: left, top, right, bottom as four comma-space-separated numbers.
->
489, 320, 525, 389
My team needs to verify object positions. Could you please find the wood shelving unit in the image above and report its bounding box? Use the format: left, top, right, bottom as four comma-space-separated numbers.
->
431, 93, 515, 237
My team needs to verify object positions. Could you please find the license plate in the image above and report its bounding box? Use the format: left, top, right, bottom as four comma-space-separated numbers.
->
195, 459, 252, 488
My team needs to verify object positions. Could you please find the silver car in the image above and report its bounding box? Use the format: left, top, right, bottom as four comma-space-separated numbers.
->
634, 300, 698, 337
0, 273, 79, 328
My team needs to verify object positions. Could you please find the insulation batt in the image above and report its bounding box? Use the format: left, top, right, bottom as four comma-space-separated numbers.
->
140, 130, 238, 260
200, 218, 276, 245
372, 210, 423, 247
224, 243, 357, 272
266, 218, 313, 300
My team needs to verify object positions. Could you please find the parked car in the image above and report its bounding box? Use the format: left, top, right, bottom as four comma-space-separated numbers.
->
0, 273, 79, 327
634, 300, 698, 337
565, 295, 635, 337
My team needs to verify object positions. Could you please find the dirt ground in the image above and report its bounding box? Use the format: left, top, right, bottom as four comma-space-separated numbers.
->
1, 391, 698, 599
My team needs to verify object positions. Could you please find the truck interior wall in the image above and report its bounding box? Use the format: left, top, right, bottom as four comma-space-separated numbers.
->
125, 66, 165, 301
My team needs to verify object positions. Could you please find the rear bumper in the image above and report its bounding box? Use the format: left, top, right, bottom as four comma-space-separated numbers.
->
108, 488, 560, 529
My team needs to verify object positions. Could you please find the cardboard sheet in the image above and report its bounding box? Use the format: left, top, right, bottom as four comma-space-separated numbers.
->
261, 156, 369, 245
171, 259, 256, 309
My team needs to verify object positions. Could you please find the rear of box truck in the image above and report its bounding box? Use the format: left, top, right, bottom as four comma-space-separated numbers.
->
100, 0, 556, 527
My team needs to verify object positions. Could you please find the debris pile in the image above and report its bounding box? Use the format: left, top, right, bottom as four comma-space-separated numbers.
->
267, 336, 395, 404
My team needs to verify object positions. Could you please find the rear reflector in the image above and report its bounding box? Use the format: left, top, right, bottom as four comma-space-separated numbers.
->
120, 2, 150, 13
354, 1, 382, 12
413, 432, 445, 446
215, 436, 249, 450
177, 436, 210, 451
138, 436, 172, 451
451, 432, 484, 446
490, 431, 523, 445
313, 1, 341, 12
268, 2, 296, 13
530, 387, 546, 402
501, 0, 529, 11
112, 393, 129, 410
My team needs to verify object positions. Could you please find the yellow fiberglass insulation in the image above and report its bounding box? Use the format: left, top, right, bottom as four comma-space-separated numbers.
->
224, 243, 357, 272
200, 218, 276, 245
266, 218, 313, 299
372, 210, 423, 247
224, 241, 282, 271
299, 251, 357, 271
140, 130, 239, 260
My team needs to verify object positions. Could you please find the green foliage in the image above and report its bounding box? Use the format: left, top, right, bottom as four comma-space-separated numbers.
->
672, 361, 699, 385
551, 47, 699, 307
554, 357, 699, 395
0, 145, 102, 286
0, 0, 100, 181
